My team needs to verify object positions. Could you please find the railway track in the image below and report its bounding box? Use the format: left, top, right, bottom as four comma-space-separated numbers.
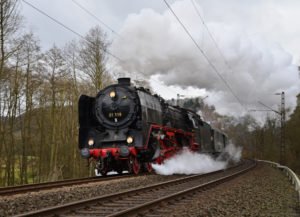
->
15, 160, 256, 217
0, 173, 137, 196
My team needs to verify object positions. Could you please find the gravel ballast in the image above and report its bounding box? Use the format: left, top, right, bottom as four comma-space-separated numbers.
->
0, 162, 298, 216
0, 161, 243, 216
166, 162, 299, 217
0, 174, 183, 216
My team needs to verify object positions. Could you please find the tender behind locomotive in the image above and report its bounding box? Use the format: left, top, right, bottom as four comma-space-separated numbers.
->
78, 78, 227, 175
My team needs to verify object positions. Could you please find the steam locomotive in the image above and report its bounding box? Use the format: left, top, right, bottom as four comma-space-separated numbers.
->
78, 78, 227, 175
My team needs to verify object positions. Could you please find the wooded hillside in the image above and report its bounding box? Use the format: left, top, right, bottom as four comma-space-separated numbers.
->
0, 0, 299, 186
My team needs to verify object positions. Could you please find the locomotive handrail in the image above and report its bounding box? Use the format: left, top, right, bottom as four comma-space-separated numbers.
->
257, 159, 300, 206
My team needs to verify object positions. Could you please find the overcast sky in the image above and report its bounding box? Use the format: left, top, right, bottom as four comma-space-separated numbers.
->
20, 0, 300, 119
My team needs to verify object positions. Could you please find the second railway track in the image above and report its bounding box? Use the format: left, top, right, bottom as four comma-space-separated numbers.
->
15, 159, 256, 217
0, 173, 141, 196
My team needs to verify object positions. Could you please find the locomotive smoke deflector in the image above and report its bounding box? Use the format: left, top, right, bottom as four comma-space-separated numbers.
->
118, 77, 131, 86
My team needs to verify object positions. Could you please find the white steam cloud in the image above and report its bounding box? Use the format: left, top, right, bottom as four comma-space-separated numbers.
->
217, 143, 242, 163
111, 0, 300, 117
152, 144, 242, 175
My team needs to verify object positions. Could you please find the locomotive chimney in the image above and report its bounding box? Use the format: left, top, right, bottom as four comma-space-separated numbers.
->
118, 77, 131, 86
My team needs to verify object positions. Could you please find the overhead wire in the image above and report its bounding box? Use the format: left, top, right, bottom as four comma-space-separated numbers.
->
190, 0, 232, 71
22, 0, 176, 97
21, 0, 199, 99
71, 0, 122, 38
22, 0, 123, 63
163, 0, 247, 111
191, 0, 254, 112
191, 0, 252, 111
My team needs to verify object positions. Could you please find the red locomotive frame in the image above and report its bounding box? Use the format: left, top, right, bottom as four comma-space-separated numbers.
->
88, 124, 199, 175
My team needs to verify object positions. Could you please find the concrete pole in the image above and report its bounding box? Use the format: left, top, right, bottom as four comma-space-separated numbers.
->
280, 91, 286, 165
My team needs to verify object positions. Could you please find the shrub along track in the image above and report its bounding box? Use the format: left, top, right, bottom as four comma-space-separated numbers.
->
14, 159, 255, 217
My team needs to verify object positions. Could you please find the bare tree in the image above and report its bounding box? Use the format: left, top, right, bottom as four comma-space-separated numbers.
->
64, 40, 80, 96
0, 0, 22, 78
43, 45, 68, 179
0, 0, 22, 185
63, 40, 84, 177
5, 43, 24, 185
18, 33, 41, 184
79, 26, 111, 92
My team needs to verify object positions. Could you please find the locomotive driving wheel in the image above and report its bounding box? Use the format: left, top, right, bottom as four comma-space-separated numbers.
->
128, 156, 141, 174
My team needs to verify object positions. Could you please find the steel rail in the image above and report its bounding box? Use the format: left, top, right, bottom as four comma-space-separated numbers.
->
14, 160, 254, 217
110, 160, 256, 216
0, 173, 137, 196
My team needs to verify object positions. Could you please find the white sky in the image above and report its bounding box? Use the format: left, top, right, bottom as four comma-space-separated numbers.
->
20, 0, 300, 118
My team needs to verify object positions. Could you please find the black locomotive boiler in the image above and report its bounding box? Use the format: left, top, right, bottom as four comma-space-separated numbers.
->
78, 78, 227, 175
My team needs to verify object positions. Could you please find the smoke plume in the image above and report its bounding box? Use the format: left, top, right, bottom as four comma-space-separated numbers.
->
111, 0, 300, 117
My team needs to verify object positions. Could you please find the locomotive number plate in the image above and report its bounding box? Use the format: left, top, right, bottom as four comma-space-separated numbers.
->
109, 112, 122, 118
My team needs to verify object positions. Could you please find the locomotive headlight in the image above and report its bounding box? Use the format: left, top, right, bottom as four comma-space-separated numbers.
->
126, 136, 134, 144
109, 91, 116, 98
88, 138, 94, 146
